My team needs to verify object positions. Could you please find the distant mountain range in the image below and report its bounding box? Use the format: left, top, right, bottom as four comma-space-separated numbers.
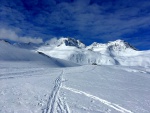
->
37, 38, 150, 67
0, 38, 150, 67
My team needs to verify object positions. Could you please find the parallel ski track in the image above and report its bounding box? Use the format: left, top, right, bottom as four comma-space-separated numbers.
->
57, 96, 70, 113
62, 65, 134, 113
44, 70, 70, 113
62, 86, 133, 113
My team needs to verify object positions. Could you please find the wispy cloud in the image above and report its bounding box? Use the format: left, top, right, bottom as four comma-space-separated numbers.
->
0, 28, 43, 44
0, 0, 150, 49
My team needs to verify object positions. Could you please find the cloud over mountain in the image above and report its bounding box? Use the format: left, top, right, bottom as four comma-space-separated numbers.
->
0, 0, 150, 49
0, 28, 43, 44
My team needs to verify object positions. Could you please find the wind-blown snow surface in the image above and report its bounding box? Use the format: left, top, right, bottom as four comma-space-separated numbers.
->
38, 38, 150, 67
0, 62, 150, 113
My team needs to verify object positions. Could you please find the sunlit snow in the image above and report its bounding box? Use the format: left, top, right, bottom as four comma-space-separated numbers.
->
0, 39, 150, 113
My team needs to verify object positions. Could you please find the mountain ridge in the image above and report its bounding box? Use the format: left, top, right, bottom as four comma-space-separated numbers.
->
1, 38, 150, 67
37, 37, 150, 67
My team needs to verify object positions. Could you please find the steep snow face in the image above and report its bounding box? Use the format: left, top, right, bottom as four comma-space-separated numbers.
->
0, 40, 78, 67
38, 38, 150, 67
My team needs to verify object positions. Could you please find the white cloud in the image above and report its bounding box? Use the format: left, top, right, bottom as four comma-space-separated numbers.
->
0, 28, 43, 44
45, 37, 60, 45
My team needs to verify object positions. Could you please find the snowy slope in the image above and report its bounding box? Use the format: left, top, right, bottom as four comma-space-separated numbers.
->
0, 38, 150, 113
38, 40, 116, 65
0, 62, 150, 113
13, 42, 42, 50
37, 38, 150, 67
0, 40, 78, 67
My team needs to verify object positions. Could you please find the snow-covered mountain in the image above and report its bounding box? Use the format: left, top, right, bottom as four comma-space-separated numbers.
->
37, 38, 150, 67
0, 40, 78, 67
1, 38, 149, 67
87, 39, 136, 55
45, 37, 86, 48
1, 39, 150, 113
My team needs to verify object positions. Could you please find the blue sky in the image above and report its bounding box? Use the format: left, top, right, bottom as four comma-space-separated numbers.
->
0, 0, 150, 49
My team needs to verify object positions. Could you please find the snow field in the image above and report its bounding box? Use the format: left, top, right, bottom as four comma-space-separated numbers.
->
0, 62, 150, 113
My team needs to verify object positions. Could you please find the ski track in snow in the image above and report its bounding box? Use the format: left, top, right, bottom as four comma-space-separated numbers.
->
57, 96, 70, 113
43, 70, 70, 113
62, 86, 133, 113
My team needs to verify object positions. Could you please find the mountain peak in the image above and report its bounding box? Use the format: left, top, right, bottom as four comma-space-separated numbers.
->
57, 37, 85, 48
108, 39, 127, 45
86, 39, 136, 53
108, 39, 136, 50
90, 42, 102, 46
